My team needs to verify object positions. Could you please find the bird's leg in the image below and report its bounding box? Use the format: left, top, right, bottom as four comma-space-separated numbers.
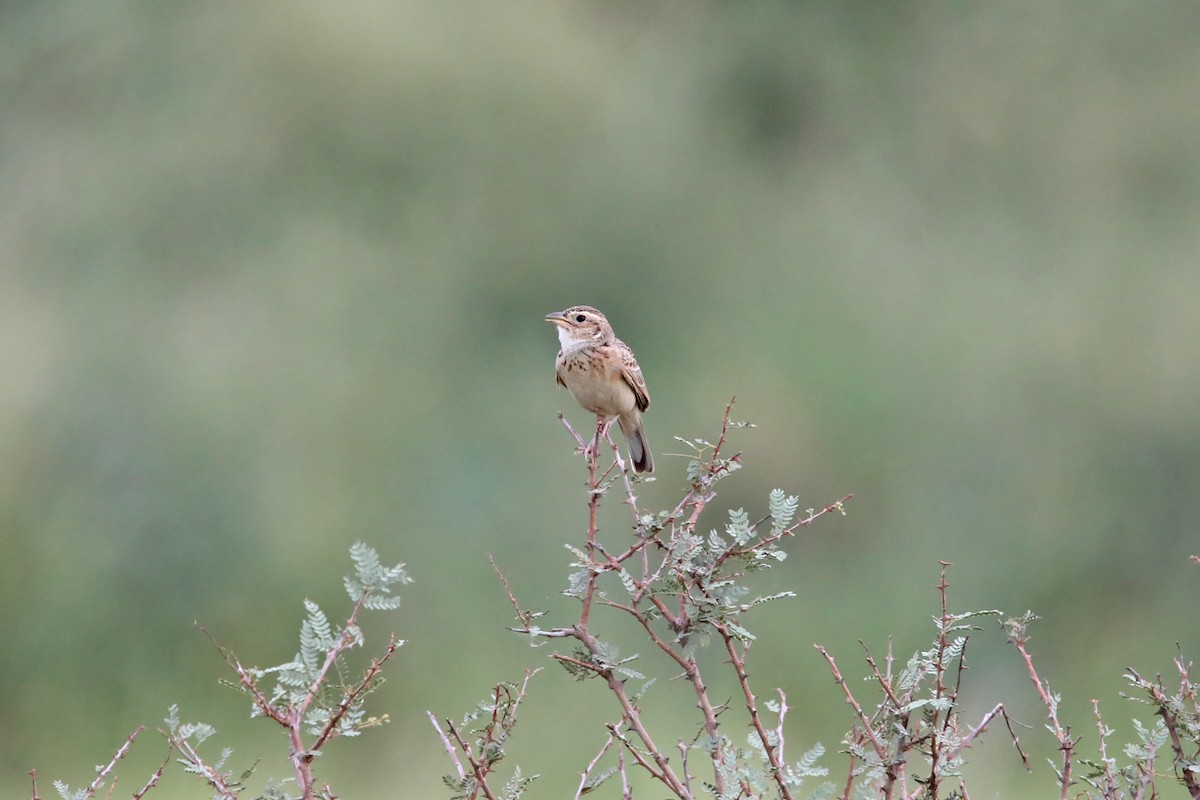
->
591, 414, 608, 460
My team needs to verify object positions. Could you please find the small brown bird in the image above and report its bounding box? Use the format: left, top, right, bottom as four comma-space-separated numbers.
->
545, 305, 654, 473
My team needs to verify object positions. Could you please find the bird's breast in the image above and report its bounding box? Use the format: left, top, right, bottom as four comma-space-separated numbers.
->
556, 348, 636, 416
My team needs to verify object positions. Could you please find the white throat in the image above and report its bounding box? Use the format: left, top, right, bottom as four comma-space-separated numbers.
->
557, 326, 595, 353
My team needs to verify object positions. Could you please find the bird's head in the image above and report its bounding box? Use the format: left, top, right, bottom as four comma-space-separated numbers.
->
545, 306, 613, 350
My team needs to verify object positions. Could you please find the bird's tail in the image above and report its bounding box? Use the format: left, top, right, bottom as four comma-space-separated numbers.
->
618, 412, 654, 474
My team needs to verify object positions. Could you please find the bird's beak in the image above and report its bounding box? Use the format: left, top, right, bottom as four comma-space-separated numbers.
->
544, 311, 569, 328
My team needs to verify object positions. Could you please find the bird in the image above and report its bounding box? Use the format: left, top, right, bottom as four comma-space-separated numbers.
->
544, 305, 654, 474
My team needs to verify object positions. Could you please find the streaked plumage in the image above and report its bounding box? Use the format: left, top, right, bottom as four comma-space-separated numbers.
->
544, 305, 653, 473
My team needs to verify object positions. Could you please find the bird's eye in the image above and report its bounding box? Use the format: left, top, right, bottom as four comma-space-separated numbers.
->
574, 314, 587, 323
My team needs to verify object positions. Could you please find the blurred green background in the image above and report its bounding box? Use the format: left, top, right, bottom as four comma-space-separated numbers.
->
3, 1, 1198, 797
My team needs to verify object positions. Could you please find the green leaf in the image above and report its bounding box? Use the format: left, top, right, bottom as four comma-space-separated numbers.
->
579, 766, 617, 794
768, 488, 799, 531
726, 507, 751, 545
344, 542, 411, 604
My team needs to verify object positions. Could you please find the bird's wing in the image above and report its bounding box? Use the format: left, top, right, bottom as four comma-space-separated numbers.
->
555, 351, 567, 388
618, 342, 650, 412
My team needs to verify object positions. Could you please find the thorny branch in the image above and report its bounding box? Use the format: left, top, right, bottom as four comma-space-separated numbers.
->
1008, 614, 1078, 800
817, 567, 1028, 800
188, 586, 399, 800
428, 669, 538, 800
487, 399, 851, 798
85, 727, 143, 799
35, 727, 167, 800
1126, 661, 1200, 799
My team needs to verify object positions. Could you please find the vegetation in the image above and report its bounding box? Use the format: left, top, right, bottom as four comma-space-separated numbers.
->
30, 407, 1199, 799
3, 3, 1198, 797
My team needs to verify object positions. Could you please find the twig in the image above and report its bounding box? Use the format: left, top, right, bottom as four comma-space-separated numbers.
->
1091, 699, 1119, 800
861, 641, 904, 712
726, 494, 853, 568
815, 645, 890, 763
711, 397, 739, 460
719, 626, 794, 800
946, 702, 1029, 769
82, 727, 144, 799
838, 754, 857, 800
557, 412, 590, 451
773, 689, 789, 768
1013, 630, 1076, 800
445, 719, 502, 800
311, 634, 400, 752
570, 631, 691, 796
427, 711, 467, 782
927, 563, 954, 798
489, 553, 528, 621
128, 739, 174, 800
575, 732, 618, 799
1128, 666, 1200, 799
198, 625, 290, 726
169, 735, 241, 799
